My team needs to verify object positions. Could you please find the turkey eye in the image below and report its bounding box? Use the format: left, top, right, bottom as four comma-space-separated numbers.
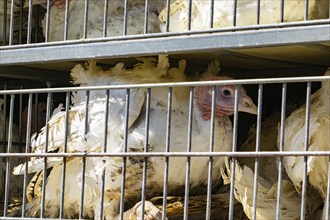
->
222, 89, 231, 97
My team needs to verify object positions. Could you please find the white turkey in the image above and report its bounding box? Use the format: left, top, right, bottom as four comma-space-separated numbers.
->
158, 0, 329, 32
29, 0, 163, 42
220, 109, 323, 219
281, 68, 330, 219
13, 56, 258, 219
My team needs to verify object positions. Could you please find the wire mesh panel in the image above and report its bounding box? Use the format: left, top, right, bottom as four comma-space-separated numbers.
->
0, 58, 329, 219
1, 0, 329, 46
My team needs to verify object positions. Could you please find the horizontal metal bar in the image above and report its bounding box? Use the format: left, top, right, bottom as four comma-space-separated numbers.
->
0, 24, 329, 65
0, 76, 329, 95
2, 151, 330, 158
1, 20, 329, 50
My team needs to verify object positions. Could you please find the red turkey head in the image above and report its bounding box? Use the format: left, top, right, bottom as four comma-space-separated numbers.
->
195, 76, 257, 120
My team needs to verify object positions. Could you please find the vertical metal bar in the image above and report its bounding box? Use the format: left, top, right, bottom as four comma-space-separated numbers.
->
252, 84, 263, 220
63, 0, 69, 40
83, 0, 89, 39
9, 0, 15, 45
34, 93, 39, 133
233, 0, 238, 26
325, 156, 330, 220
1, 85, 7, 150
19, 0, 23, 44
1, 85, 6, 202
183, 87, 194, 220
280, 0, 285, 22
2, 0, 7, 45
26, 0, 32, 44
22, 94, 33, 216
162, 87, 173, 220
99, 90, 110, 219
256, 0, 261, 25
123, 0, 129, 35
1, 90, 5, 150
304, 0, 309, 20
141, 88, 151, 220
3, 94, 15, 217
79, 90, 90, 219
103, 0, 109, 37
22, 93, 33, 217
44, 0, 51, 42
119, 89, 130, 219
165, 0, 170, 32
60, 92, 70, 218
205, 86, 216, 220
19, 88, 23, 153
276, 83, 287, 220
228, 85, 239, 220
209, 0, 215, 29
144, 0, 149, 34
41, 92, 52, 217
187, 0, 193, 30
300, 82, 311, 220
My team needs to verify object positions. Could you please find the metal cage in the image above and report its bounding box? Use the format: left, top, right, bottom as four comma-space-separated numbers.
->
0, 0, 330, 219
0, 74, 329, 219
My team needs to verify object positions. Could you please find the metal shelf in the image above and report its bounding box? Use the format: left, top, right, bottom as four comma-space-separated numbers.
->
1, 24, 329, 66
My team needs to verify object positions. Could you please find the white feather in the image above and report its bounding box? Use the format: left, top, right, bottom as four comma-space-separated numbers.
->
282, 68, 330, 219
41, 0, 163, 42
159, 0, 329, 32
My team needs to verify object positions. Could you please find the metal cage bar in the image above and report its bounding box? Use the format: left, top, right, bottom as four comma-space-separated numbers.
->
2, 151, 330, 159
83, 0, 89, 39
44, 0, 51, 42
3, 94, 15, 217
276, 83, 287, 219
63, 0, 70, 41
1, 76, 329, 95
205, 85, 217, 220
79, 90, 90, 218
8, 0, 15, 45
183, 87, 194, 220
228, 84, 239, 220
26, 0, 33, 44
162, 87, 173, 220
21, 93, 33, 218
300, 81, 312, 220
98, 89, 110, 219
143, 0, 149, 34
119, 89, 130, 219
102, 0, 109, 38
59, 92, 71, 218
140, 88, 151, 220
252, 83, 263, 219
123, 0, 129, 36
40, 92, 52, 217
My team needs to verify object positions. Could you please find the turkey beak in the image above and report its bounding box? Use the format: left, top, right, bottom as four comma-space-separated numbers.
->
238, 96, 258, 115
